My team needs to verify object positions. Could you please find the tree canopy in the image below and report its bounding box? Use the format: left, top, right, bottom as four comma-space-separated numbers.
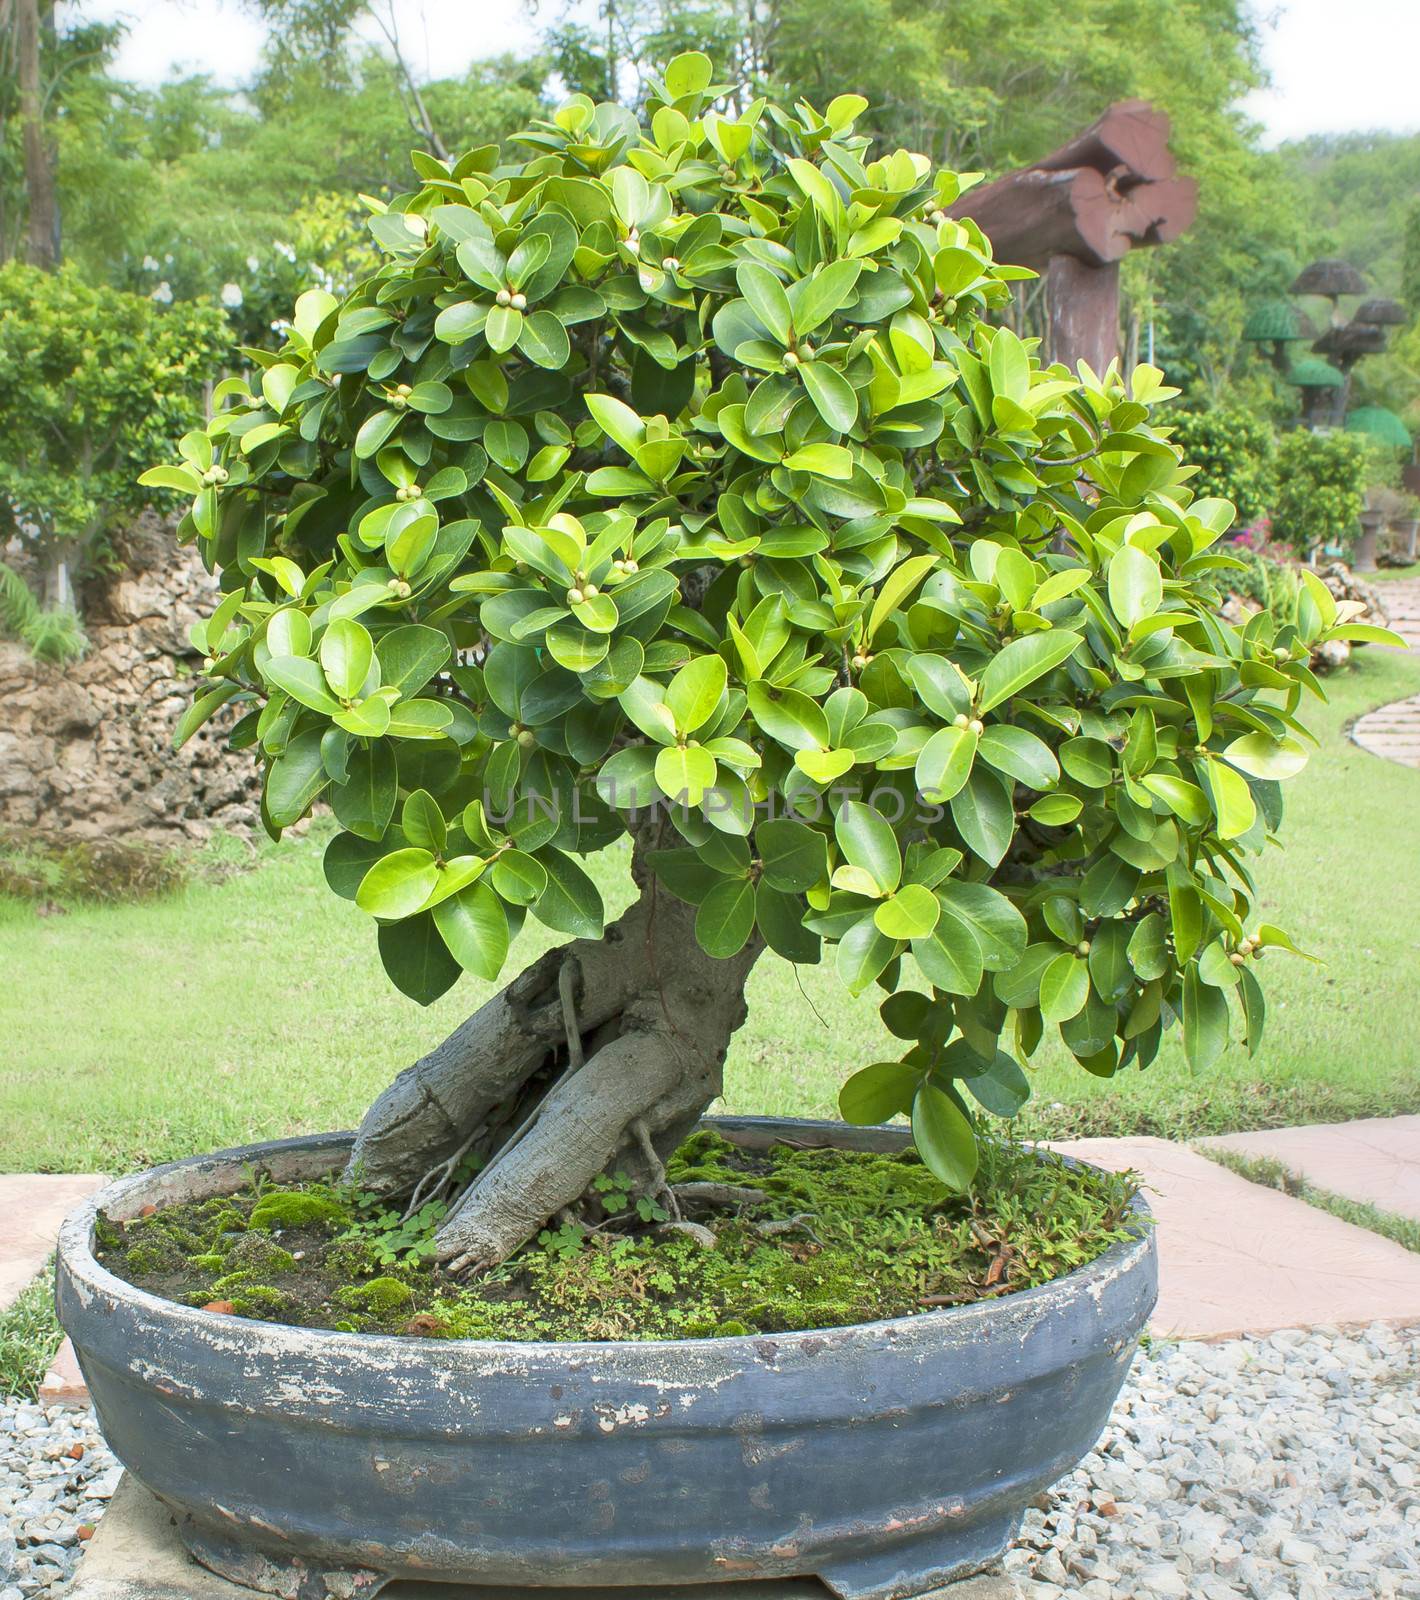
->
145, 57, 1379, 1190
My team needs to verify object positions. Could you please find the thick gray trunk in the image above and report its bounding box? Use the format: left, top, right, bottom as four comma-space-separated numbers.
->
345, 831, 761, 1271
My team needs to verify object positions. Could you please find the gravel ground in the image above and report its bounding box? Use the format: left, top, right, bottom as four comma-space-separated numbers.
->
1, 1322, 1416, 1599
0, 1402, 117, 1600
1011, 1321, 1420, 1600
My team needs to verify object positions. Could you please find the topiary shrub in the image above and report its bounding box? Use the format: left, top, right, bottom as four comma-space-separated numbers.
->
1165, 405, 1276, 528
1270, 427, 1367, 555
146, 57, 1389, 1273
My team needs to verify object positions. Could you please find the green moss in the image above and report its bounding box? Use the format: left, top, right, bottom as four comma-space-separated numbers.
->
336, 1276, 414, 1314
104, 1135, 1141, 1343
248, 1189, 346, 1232
221, 1234, 296, 1274
229, 1285, 291, 1316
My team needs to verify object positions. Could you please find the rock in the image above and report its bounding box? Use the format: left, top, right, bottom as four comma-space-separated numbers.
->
0, 513, 260, 845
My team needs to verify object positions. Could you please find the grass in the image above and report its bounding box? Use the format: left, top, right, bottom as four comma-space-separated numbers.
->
1199, 1146, 1420, 1255
0, 1263, 63, 1398
1, 649, 1418, 1175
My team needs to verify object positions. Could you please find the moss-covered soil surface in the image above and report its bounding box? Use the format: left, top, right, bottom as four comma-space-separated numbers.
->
99, 1133, 1140, 1341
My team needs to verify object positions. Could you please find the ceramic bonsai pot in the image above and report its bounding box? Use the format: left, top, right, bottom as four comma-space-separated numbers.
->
56, 1117, 1156, 1600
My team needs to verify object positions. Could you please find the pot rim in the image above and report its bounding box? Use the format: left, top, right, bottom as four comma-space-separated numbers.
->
59, 1118, 1153, 1362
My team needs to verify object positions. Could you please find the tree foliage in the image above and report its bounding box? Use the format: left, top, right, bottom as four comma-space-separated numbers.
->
1269, 429, 1368, 556
0, 263, 227, 580
1165, 405, 1276, 528
145, 62, 1388, 1187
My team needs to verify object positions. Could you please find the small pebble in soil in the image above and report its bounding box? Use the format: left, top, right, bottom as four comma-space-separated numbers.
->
2, 1322, 1416, 1598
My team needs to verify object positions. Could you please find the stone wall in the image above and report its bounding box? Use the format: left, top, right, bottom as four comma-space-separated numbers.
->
0, 516, 260, 843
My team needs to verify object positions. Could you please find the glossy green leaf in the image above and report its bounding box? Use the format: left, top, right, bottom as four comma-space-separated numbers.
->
912, 1082, 979, 1190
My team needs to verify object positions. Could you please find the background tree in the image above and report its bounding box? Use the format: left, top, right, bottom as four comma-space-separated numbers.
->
0, 263, 227, 607
150, 61, 1366, 1273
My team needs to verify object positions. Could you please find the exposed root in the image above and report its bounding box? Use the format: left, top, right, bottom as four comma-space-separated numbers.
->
650, 1220, 718, 1249
672, 1182, 769, 1212
753, 1213, 823, 1245
352, 820, 763, 1272
401, 1124, 485, 1222
631, 1115, 680, 1220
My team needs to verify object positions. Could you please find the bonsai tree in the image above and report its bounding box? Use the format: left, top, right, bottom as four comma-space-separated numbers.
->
150, 57, 1387, 1275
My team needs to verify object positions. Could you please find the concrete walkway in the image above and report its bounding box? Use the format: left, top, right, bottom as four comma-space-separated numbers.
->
1352, 576, 1420, 767
0, 1173, 106, 1311
1199, 1114, 1420, 1222
1050, 1134, 1420, 1341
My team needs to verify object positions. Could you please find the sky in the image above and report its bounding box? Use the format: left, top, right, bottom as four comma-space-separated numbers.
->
64, 0, 1420, 149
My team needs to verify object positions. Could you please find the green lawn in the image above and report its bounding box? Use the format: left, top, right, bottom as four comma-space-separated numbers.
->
3, 648, 1418, 1174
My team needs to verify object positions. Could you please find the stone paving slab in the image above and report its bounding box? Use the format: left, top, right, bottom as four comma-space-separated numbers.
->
0, 1173, 107, 1310
39, 1335, 90, 1406
1352, 576, 1420, 767
1047, 1134, 1420, 1340
68, 1476, 1021, 1600
1198, 1115, 1420, 1223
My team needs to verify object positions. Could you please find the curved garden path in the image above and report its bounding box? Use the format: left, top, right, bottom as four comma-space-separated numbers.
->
1351, 577, 1420, 768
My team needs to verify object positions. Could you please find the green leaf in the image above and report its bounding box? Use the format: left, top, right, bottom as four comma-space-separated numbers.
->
987, 327, 1029, 404
736, 262, 793, 345
1183, 961, 1231, 1071
1142, 772, 1210, 825
432, 883, 509, 981
757, 818, 828, 892
748, 681, 829, 751
655, 743, 716, 804
585, 392, 646, 455
1222, 733, 1308, 781
485, 304, 524, 353
949, 769, 1015, 866
1039, 952, 1090, 1023
330, 741, 397, 841
356, 847, 440, 919
695, 877, 757, 957
835, 801, 901, 894
320, 618, 374, 700
976, 725, 1059, 789
836, 914, 899, 995
355, 409, 401, 459
375, 625, 450, 697
378, 913, 462, 1006
912, 916, 984, 997
401, 789, 446, 853
963, 1055, 1031, 1119
1108, 544, 1163, 630
666, 653, 727, 734
935, 880, 1027, 972
874, 883, 940, 940
265, 727, 329, 828
839, 1061, 917, 1125
788, 260, 863, 336
976, 631, 1082, 714
912, 1082, 979, 1190
533, 850, 604, 938
490, 850, 548, 905
915, 724, 977, 802
1127, 913, 1169, 981
518, 310, 571, 369
799, 361, 859, 432
264, 656, 342, 715
1205, 757, 1257, 840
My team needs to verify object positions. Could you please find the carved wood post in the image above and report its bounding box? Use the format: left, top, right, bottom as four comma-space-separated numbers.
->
950, 101, 1197, 372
